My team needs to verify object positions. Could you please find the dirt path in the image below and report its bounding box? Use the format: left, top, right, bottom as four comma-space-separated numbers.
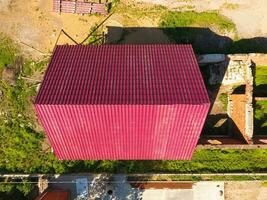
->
136, 0, 267, 38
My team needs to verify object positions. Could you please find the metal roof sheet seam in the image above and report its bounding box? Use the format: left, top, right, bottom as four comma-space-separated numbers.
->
35, 44, 210, 160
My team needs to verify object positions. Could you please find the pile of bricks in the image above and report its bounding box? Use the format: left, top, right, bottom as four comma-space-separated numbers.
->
53, 0, 107, 15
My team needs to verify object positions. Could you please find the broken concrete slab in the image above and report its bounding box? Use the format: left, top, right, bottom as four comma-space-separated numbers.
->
198, 54, 226, 64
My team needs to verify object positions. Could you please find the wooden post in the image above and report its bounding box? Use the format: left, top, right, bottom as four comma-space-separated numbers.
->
59, 0, 62, 13
74, 0, 77, 14
102, 32, 105, 44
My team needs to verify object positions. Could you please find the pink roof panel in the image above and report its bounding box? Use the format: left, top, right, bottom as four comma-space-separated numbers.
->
35, 45, 210, 160
35, 45, 209, 105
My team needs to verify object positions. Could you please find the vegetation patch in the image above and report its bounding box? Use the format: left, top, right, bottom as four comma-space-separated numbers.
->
160, 11, 267, 54
0, 34, 17, 70
160, 11, 236, 32
175, 5, 195, 11
128, 174, 267, 181
254, 66, 267, 96
114, 2, 167, 24
221, 3, 239, 10
86, 24, 105, 45
219, 93, 228, 111
160, 11, 237, 53
254, 101, 267, 135
1, 36, 267, 175
0, 34, 73, 174
0, 178, 37, 200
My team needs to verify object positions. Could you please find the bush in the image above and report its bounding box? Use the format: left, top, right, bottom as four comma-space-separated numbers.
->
219, 93, 228, 110
160, 11, 237, 53
254, 101, 267, 135
160, 11, 236, 33
0, 34, 17, 70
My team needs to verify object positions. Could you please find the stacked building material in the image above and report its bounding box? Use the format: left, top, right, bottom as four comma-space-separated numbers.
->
91, 3, 107, 15
61, 0, 76, 13
76, 1, 92, 14
53, 0, 107, 15
53, 0, 61, 12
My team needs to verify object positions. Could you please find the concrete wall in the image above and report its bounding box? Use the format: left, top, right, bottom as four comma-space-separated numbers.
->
198, 53, 266, 142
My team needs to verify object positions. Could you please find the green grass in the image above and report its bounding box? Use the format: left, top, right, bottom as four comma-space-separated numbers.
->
255, 66, 267, 97
1, 36, 267, 175
42, 149, 267, 173
255, 66, 267, 86
160, 11, 236, 32
0, 179, 37, 199
0, 34, 17, 70
160, 11, 237, 53
85, 24, 104, 45
219, 93, 228, 110
42, 149, 267, 174
159, 11, 267, 54
22, 59, 48, 77
222, 3, 239, 10
128, 175, 267, 181
50, 149, 267, 174
254, 101, 267, 135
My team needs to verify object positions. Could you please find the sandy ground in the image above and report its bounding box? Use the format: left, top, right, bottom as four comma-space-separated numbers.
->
0, 0, 266, 59
225, 181, 267, 200
0, 0, 170, 58
0, 0, 105, 58
136, 0, 267, 38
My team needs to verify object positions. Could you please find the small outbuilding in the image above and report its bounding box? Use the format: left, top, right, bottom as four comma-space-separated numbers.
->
35, 44, 210, 160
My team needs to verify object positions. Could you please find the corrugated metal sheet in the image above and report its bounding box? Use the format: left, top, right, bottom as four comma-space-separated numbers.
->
35, 191, 69, 200
35, 44, 210, 160
36, 45, 209, 105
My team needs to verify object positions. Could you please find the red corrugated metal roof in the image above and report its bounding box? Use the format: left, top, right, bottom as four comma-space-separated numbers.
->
35, 45, 209, 105
35, 44, 210, 160
35, 191, 69, 200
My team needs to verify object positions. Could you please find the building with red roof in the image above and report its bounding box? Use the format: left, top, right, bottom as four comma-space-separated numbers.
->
35, 44, 210, 160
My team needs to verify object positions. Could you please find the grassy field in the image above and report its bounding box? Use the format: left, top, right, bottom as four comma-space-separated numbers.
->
255, 66, 267, 85
104, 149, 267, 174
128, 174, 267, 181
254, 101, 267, 135
159, 11, 237, 53
255, 66, 267, 97
254, 66, 267, 135
219, 93, 228, 111
0, 35, 17, 70
0, 179, 36, 200
160, 11, 236, 32
1, 31, 267, 176
159, 11, 267, 53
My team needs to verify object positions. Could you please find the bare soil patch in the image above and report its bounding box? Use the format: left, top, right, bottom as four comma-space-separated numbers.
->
0, 0, 171, 58
136, 0, 267, 38
0, 0, 104, 58
225, 181, 267, 200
